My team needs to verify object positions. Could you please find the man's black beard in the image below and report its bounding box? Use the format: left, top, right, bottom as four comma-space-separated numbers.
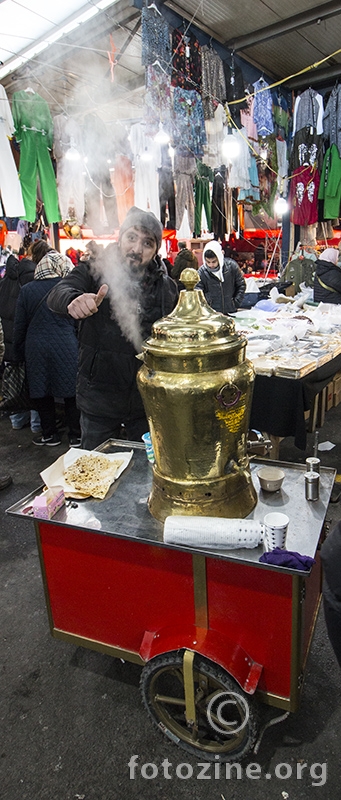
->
126, 255, 147, 276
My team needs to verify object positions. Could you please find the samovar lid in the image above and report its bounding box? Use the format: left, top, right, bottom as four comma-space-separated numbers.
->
143, 267, 246, 355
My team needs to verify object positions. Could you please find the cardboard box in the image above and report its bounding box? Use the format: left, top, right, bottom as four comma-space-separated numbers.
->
333, 374, 341, 395
326, 381, 334, 411
32, 486, 65, 519
334, 389, 341, 408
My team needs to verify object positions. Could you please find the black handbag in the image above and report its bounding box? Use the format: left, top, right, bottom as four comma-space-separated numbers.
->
0, 362, 30, 412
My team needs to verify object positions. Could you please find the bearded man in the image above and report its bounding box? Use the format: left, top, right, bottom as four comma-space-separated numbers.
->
47, 207, 178, 448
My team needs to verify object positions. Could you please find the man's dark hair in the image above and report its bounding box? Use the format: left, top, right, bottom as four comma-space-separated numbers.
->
204, 249, 217, 260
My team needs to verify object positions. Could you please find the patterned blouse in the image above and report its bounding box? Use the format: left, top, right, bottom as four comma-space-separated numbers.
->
141, 6, 171, 73
172, 88, 206, 157
252, 78, 274, 137
145, 64, 172, 136
171, 28, 201, 91
201, 45, 226, 120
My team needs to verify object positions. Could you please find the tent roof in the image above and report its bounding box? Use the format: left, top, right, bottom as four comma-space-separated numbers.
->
1, 0, 341, 118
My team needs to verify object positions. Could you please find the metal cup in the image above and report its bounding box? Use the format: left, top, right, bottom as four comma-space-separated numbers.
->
305, 457, 320, 474
304, 471, 320, 501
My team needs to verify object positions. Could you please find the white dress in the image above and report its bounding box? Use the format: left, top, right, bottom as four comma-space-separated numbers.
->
0, 85, 25, 217
129, 122, 161, 219
53, 113, 85, 224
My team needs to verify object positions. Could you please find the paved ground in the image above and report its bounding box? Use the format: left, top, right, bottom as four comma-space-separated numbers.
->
1, 408, 341, 800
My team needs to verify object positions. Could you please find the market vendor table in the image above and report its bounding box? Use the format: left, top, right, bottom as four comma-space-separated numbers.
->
250, 352, 341, 452
6, 440, 335, 761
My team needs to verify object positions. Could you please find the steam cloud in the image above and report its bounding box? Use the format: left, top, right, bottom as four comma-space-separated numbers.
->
90, 243, 144, 352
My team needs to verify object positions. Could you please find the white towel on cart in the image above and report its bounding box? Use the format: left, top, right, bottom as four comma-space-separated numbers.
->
164, 516, 263, 549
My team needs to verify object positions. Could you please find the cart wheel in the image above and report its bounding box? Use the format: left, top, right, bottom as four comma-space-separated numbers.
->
140, 650, 259, 761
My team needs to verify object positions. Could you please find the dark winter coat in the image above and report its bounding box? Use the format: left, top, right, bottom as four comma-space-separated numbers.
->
0, 255, 35, 362
321, 521, 341, 612
196, 258, 246, 314
313, 258, 341, 304
13, 277, 79, 399
171, 248, 198, 283
47, 252, 178, 419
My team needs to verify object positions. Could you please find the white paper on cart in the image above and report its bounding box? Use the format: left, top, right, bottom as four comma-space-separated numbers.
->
164, 516, 264, 549
40, 448, 133, 499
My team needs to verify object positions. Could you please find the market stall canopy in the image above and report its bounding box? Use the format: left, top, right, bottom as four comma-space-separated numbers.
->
0, 0, 341, 120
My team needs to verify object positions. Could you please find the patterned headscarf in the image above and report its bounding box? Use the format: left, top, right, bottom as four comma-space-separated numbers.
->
34, 250, 73, 280
320, 248, 339, 265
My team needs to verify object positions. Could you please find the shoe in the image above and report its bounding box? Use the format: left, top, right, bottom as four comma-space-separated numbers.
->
0, 475, 12, 490
33, 434, 62, 446
69, 436, 82, 447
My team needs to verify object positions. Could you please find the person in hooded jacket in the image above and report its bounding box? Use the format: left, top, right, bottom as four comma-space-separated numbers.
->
195, 240, 246, 314
313, 247, 341, 304
47, 207, 178, 450
0, 318, 12, 489
0, 247, 41, 432
321, 520, 341, 667
13, 240, 81, 447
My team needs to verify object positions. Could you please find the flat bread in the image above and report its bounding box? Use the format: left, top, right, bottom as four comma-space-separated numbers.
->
64, 454, 124, 499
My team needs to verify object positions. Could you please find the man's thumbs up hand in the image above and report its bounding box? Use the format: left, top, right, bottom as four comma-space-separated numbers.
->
68, 284, 109, 319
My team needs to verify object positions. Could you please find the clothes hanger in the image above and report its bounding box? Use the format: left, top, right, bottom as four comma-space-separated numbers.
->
152, 59, 167, 74
147, 2, 162, 14
24, 87, 35, 94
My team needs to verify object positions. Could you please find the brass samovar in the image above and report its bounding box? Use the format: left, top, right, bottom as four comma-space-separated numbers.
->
137, 268, 257, 522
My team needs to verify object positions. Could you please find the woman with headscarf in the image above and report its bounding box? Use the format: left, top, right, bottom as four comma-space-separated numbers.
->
195, 239, 246, 314
13, 240, 81, 446
313, 247, 341, 304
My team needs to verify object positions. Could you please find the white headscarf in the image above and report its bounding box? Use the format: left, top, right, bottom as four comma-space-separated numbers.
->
203, 240, 225, 281
320, 248, 339, 265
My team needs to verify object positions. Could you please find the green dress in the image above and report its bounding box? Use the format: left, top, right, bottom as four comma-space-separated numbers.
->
318, 144, 341, 220
194, 160, 213, 236
12, 91, 61, 223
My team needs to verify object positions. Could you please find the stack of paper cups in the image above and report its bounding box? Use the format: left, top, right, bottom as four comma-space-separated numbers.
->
263, 512, 289, 550
141, 432, 155, 464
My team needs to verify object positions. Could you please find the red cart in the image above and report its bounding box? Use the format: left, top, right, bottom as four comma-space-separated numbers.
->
7, 440, 335, 761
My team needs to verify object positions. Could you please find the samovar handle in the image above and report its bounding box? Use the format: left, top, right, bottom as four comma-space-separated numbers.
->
216, 383, 241, 408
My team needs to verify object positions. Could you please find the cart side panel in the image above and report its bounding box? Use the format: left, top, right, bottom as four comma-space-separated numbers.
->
206, 559, 293, 699
38, 524, 195, 653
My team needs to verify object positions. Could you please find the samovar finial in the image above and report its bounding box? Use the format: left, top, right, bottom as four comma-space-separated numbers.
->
179, 267, 199, 290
